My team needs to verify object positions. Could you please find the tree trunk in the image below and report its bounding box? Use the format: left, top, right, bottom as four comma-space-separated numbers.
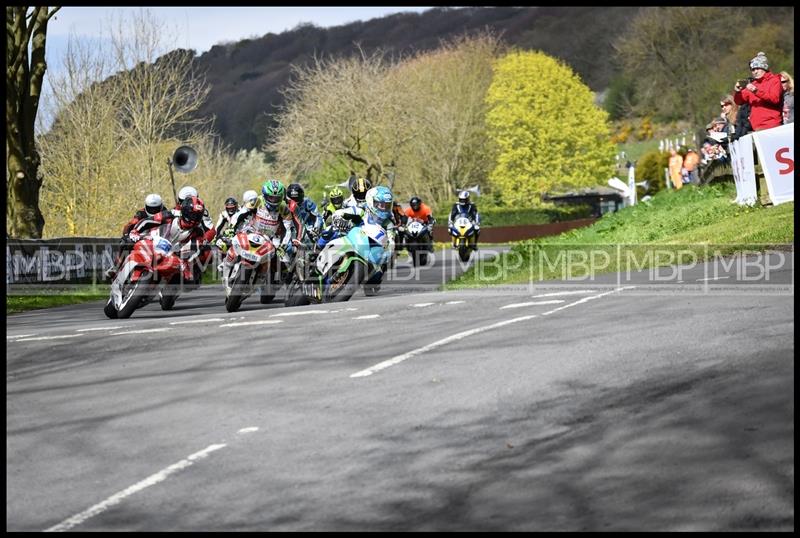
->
6, 7, 58, 238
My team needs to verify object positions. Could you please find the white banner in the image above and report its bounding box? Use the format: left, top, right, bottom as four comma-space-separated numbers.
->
752, 123, 795, 205
729, 134, 757, 206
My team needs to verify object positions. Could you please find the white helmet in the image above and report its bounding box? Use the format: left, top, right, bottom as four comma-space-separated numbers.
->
178, 185, 198, 203
242, 189, 258, 209
144, 193, 163, 215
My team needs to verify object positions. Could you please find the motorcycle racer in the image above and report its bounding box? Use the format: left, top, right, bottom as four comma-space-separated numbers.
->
321, 186, 345, 226
286, 182, 323, 239
224, 180, 304, 284
343, 176, 371, 209
448, 190, 480, 247
316, 185, 395, 255
127, 196, 215, 283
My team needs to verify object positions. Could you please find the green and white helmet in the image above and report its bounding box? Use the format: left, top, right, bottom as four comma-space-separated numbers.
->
261, 180, 285, 211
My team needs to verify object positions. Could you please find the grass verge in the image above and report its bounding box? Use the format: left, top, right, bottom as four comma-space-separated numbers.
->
445, 182, 794, 289
7, 287, 110, 315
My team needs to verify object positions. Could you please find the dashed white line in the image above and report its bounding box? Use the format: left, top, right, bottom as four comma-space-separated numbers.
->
696, 276, 730, 282
7, 334, 37, 339
445, 301, 466, 305
13, 334, 84, 342
500, 300, 565, 309
43, 443, 227, 532
531, 290, 597, 298
269, 310, 332, 317
109, 328, 171, 336
169, 318, 226, 325
353, 314, 380, 319
76, 327, 123, 332
410, 302, 434, 308
237, 427, 259, 434
218, 320, 284, 328
351, 287, 632, 378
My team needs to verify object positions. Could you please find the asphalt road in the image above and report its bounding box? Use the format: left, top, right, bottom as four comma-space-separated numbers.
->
6, 247, 794, 531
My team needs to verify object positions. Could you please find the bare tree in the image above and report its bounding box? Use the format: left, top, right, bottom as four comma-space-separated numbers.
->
390, 32, 501, 205
36, 9, 223, 237
7, 6, 60, 238
267, 47, 412, 184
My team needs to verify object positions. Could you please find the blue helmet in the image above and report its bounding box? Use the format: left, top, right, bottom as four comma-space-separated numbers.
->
366, 186, 393, 220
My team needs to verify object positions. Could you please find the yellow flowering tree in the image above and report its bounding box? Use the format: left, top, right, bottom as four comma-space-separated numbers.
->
485, 50, 616, 206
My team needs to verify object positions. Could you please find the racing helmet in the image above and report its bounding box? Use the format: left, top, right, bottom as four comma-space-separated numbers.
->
409, 196, 422, 212
242, 190, 258, 209
179, 196, 205, 229
458, 190, 470, 206
366, 186, 393, 221
178, 185, 198, 204
350, 176, 372, 202
328, 187, 344, 209
286, 183, 305, 203
261, 179, 286, 211
224, 196, 238, 216
144, 193, 163, 215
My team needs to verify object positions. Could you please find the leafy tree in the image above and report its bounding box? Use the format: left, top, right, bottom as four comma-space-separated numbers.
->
485, 50, 616, 206
7, 6, 60, 238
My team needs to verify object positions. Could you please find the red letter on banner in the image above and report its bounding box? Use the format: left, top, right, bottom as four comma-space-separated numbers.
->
775, 147, 794, 174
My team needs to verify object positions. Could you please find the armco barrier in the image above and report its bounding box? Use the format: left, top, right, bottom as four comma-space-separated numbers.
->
7, 218, 597, 286
6, 237, 120, 286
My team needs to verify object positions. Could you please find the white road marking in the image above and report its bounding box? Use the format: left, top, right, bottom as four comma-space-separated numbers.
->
500, 300, 565, 309
410, 302, 434, 308
109, 329, 171, 336
351, 287, 631, 378
76, 327, 123, 332
7, 334, 36, 339
531, 290, 597, 298
353, 314, 380, 319
13, 334, 84, 342
445, 300, 465, 305
696, 276, 730, 281
269, 310, 332, 317
237, 427, 259, 434
218, 320, 284, 327
169, 318, 226, 325
540, 288, 629, 316
44, 444, 227, 532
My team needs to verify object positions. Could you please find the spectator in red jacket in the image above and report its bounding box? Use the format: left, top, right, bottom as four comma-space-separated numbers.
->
733, 51, 783, 131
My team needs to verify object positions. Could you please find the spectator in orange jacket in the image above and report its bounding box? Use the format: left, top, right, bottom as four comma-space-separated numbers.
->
683, 149, 700, 185
668, 149, 684, 190
733, 51, 783, 131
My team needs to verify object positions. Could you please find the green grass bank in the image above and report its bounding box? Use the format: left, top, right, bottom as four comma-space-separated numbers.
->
445, 183, 794, 289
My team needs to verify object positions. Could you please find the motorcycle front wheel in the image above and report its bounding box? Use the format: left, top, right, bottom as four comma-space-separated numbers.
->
117, 274, 152, 319
325, 260, 365, 303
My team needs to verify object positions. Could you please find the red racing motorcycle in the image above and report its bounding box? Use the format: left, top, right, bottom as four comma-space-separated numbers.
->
104, 231, 189, 319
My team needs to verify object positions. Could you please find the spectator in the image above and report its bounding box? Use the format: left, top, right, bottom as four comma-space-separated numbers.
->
668, 148, 684, 190
780, 71, 794, 124
733, 51, 783, 131
705, 118, 728, 144
719, 95, 738, 135
683, 148, 700, 185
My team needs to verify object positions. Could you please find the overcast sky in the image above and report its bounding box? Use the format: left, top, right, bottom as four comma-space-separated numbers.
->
46, 6, 434, 60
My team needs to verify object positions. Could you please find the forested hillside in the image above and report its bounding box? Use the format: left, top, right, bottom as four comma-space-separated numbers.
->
194, 6, 641, 150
